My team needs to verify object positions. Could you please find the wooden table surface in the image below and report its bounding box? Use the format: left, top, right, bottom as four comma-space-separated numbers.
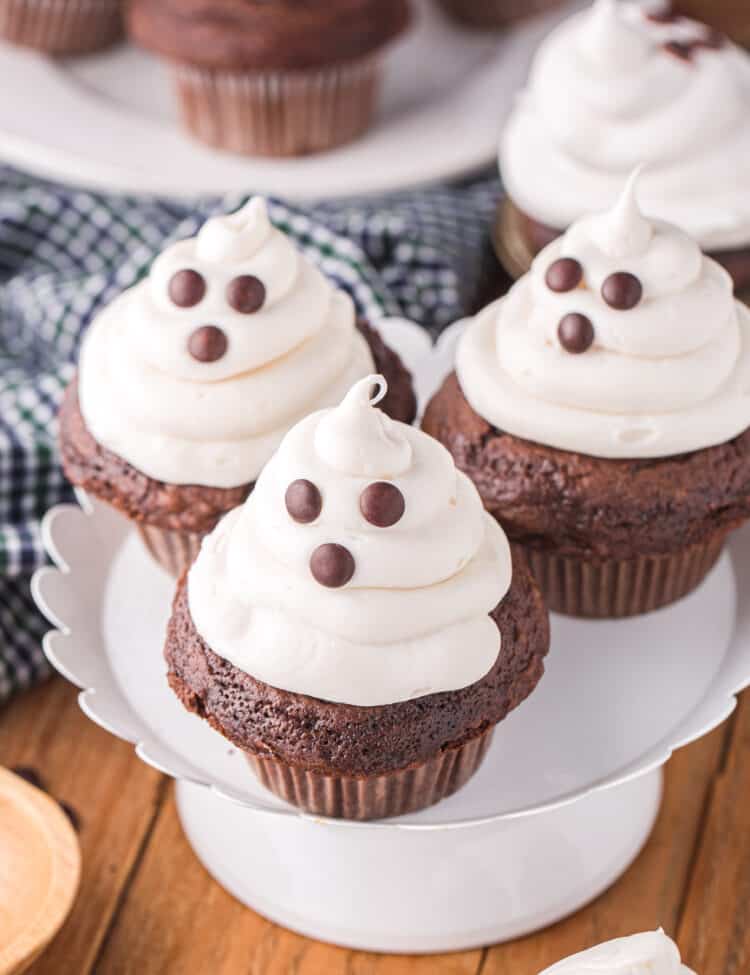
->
1, 676, 748, 975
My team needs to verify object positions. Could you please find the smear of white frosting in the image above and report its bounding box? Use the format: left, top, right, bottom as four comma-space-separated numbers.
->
188, 376, 512, 706
500, 0, 750, 251
457, 175, 750, 458
540, 929, 695, 975
78, 198, 374, 488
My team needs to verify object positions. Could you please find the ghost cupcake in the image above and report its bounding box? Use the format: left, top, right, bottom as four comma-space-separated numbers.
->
541, 930, 694, 975
497, 0, 750, 297
59, 199, 416, 576
423, 174, 750, 618
165, 376, 549, 820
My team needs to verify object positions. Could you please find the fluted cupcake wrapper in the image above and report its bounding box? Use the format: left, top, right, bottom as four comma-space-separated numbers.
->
245, 726, 495, 821
136, 524, 203, 578
521, 534, 727, 619
438, 0, 563, 29
492, 196, 538, 280
170, 57, 382, 158
0, 0, 122, 54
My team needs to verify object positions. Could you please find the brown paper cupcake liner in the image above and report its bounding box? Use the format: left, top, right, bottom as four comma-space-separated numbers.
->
245, 725, 495, 821
136, 524, 203, 578
492, 196, 540, 280
521, 534, 727, 619
171, 56, 382, 158
0, 0, 122, 54
438, 0, 564, 29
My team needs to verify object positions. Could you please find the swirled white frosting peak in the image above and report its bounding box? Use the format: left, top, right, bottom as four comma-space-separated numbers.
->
188, 376, 512, 706
457, 174, 750, 458
500, 0, 750, 250
78, 197, 374, 487
540, 930, 695, 975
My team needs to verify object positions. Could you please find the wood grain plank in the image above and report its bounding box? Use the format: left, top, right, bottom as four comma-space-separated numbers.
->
479, 719, 732, 975
94, 786, 484, 975
677, 694, 750, 975
0, 677, 165, 975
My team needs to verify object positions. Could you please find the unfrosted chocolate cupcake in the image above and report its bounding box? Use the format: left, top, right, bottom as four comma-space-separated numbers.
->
497, 0, 750, 298
424, 175, 750, 618
165, 375, 549, 820
0, 0, 122, 54
127, 0, 410, 157
437, 0, 564, 30
59, 199, 416, 576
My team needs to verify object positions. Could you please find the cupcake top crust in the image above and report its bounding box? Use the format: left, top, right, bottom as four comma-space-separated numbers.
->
457, 172, 750, 459
541, 930, 694, 975
78, 198, 376, 488
127, 0, 411, 72
187, 375, 513, 706
500, 0, 750, 251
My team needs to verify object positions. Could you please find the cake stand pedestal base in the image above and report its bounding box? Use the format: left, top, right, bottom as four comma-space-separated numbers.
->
176, 768, 662, 954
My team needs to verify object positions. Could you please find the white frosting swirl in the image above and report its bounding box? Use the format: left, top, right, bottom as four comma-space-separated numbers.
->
540, 930, 695, 975
188, 376, 512, 706
78, 198, 374, 487
457, 174, 750, 458
500, 0, 750, 251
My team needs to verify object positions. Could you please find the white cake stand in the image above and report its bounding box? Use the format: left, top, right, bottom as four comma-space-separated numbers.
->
33, 319, 750, 952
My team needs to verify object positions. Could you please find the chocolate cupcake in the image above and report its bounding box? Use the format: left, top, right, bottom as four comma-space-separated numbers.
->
541, 930, 693, 975
165, 375, 549, 820
127, 0, 410, 157
497, 0, 750, 298
436, 0, 564, 31
673, 1, 750, 48
424, 174, 750, 618
0, 0, 122, 53
59, 199, 416, 576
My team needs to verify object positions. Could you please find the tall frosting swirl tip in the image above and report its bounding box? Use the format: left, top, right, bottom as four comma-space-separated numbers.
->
314, 375, 412, 478
195, 196, 271, 263
579, 0, 648, 67
589, 166, 653, 259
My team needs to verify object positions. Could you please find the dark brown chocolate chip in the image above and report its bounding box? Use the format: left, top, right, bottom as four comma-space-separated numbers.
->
58, 800, 82, 832
360, 482, 405, 528
227, 275, 266, 314
11, 765, 47, 792
310, 543, 355, 588
285, 479, 322, 523
188, 325, 227, 362
545, 257, 583, 293
662, 39, 693, 60
558, 313, 595, 354
602, 272, 643, 310
169, 269, 206, 308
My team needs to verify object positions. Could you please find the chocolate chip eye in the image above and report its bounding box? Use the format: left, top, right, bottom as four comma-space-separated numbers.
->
310, 543, 355, 588
602, 272, 642, 310
285, 479, 322, 524
227, 275, 266, 314
360, 482, 405, 528
169, 269, 206, 308
188, 325, 227, 362
545, 258, 583, 293
558, 313, 594, 354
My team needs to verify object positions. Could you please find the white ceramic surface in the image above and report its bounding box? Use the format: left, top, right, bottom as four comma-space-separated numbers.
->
0, 0, 578, 198
31, 315, 750, 949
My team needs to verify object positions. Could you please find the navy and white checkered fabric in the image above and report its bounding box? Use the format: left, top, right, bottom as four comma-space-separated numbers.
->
0, 165, 501, 702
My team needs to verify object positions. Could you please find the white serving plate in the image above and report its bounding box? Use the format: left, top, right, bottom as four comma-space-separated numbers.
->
32, 317, 750, 950
0, 0, 578, 199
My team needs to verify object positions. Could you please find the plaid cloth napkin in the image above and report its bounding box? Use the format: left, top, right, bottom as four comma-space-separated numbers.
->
0, 165, 502, 702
